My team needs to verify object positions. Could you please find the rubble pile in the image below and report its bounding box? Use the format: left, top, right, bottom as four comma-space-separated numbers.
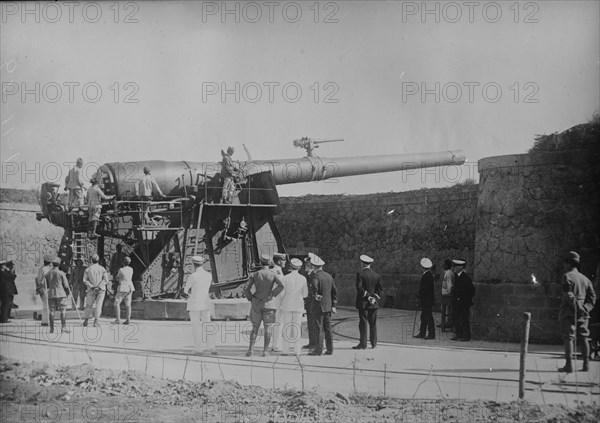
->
1, 357, 598, 422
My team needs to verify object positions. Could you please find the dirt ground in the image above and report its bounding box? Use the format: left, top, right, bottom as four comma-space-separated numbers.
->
0, 356, 598, 423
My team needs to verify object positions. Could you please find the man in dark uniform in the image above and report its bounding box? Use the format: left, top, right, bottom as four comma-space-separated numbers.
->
353, 254, 383, 349
414, 258, 435, 339
70, 259, 86, 310
308, 254, 338, 356
559, 251, 596, 372
243, 254, 284, 357
450, 259, 475, 342
302, 253, 317, 350
0, 260, 18, 323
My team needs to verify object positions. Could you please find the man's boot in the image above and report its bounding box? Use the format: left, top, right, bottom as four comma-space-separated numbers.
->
61, 314, 70, 333
82, 318, 88, 327
581, 338, 590, 371
559, 339, 573, 373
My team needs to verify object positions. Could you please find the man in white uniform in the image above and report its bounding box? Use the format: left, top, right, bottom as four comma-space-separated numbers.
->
35, 255, 52, 326
185, 256, 217, 355
280, 258, 308, 356
113, 256, 134, 325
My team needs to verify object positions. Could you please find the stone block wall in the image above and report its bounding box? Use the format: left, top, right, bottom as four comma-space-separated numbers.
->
276, 185, 479, 310
0, 203, 64, 310
0, 203, 63, 273
473, 152, 600, 343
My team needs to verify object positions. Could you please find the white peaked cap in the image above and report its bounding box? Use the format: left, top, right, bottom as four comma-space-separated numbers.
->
420, 258, 433, 269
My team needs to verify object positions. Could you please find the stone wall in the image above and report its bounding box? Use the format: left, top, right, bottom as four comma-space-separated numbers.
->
0, 203, 64, 310
276, 185, 479, 310
0, 203, 63, 273
473, 152, 600, 343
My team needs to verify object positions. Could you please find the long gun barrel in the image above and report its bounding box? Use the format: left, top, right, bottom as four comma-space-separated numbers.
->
250, 150, 466, 185
95, 150, 465, 198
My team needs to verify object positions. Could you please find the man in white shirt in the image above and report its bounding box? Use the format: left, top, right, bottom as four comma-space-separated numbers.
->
137, 167, 164, 224
35, 255, 52, 326
270, 252, 286, 352
438, 259, 455, 332
280, 258, 308, 356
82, 253, 109, 327
113, 256, 134, 325
185, 256, 217, 355
44, 257, 71, 333
86, 178, 113, 238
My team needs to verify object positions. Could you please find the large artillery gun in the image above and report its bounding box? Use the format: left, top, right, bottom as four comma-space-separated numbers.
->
37, 139, 466, 299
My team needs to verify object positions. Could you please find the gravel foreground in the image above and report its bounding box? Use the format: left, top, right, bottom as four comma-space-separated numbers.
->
0, 356, 598, 423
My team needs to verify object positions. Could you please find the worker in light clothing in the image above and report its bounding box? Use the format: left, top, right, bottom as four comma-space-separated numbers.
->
44, 257, 71, 333
64, 157, 86, 208
82, 253, 109, 327
86, 178, 113, 238
270, 252, 286, 352
280, 258, 308, 356
438, 259, 455, 332
244, 254, 284, 357
137, 166, 164, 224
185, 256, 217, 355
35, 255, 52, 326
113, 257, 134, 325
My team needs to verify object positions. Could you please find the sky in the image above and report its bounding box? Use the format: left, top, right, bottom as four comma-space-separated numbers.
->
1, 0, 598, 196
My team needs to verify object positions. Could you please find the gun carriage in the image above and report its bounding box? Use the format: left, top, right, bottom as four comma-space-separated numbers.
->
37, 139, 466, 300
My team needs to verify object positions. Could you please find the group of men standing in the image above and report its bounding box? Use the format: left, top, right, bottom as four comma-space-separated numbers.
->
240, 252, 338, 357
34, 247, 135, 331
414, 257, 475, 341
349, 255, 476, 346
